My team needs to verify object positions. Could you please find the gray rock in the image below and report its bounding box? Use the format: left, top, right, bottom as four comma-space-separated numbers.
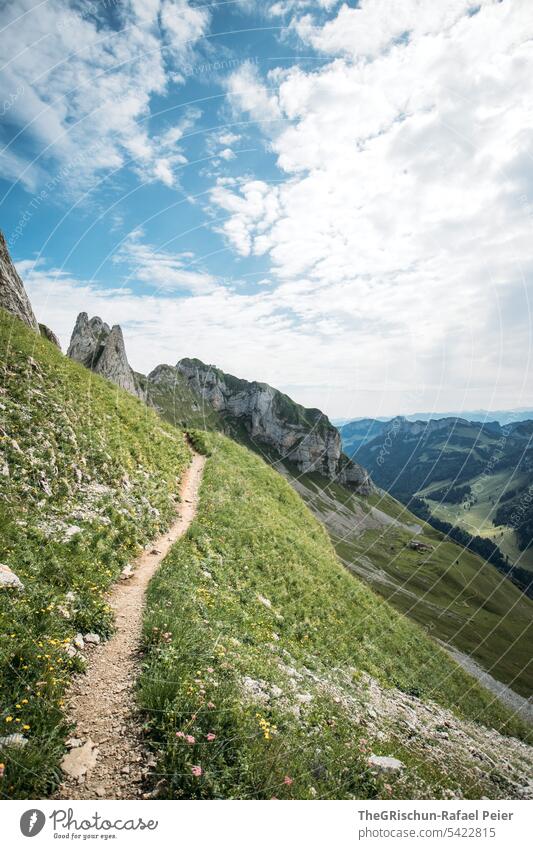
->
0, 733, 28, 750
172, 358, 373, 493
61, 737, 98, 780
0, 563, 24, 591
0, 231, 39, 331
83, 633, 100, 645
368, 754, 405, 773
39, 323, 61, 348
73, 633, 85, 650
67, 313, 145, 400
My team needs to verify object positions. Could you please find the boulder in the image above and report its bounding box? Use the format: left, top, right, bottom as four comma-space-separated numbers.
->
0, 564, 24, 591
0, 733, 28, 750
368, 754, 405, 773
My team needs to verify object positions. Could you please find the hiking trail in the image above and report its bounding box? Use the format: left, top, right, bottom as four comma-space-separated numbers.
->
56, 451, 206, 800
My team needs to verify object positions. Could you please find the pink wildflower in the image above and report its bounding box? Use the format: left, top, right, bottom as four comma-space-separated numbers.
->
206, 732, 216, 742
176, 731, 185, 738
207, 667, 214, 673
185, 735, 196, 745
283, 776, 293, 786
207, 702, 215, 709
191, 765, 202, 777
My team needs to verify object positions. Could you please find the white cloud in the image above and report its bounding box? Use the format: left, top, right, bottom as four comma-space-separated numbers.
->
20, 248, 533, 419
225, 61, 282, 125
292, 0, 489, 59
269, 1, 340, 17
209, 0, 533, 414
218, 132, 242, 146
219, 148, 236, 161
160, 0, 211, 59
0, 0, 210, 191
113, 230, 218, 295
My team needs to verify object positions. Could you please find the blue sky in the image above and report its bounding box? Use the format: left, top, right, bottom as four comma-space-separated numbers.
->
1, 0, 533, 418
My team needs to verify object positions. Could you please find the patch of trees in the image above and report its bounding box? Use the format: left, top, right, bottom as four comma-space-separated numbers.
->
494, 499, 533, 552
428, 483, 472, 504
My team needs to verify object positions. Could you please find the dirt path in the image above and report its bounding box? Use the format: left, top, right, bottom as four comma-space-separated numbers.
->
56, 452, 206, 800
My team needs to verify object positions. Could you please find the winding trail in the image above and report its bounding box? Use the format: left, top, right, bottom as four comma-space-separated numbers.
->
56, 452, 206, 800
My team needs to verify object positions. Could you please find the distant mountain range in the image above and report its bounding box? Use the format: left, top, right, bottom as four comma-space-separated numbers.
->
341, 415, 533, 592
333, 408, 533, 428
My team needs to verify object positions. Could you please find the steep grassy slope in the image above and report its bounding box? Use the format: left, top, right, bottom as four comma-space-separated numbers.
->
149, 381, 533, 699
281, 470, 533, 699
139, 434, 532, 801
0, 310, 191, 798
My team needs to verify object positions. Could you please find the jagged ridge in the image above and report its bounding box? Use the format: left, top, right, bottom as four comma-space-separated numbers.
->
172, 357, 372, 494
67, 312, 145, 400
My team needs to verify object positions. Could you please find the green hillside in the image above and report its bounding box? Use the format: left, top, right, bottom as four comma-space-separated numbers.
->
1, 310, 531, 801
0, 310, 191, 797
279, 469, 533, 699
139, 434, 531, 801
148, 377, 533, 700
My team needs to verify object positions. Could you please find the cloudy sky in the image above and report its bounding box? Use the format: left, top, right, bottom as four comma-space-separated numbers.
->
1, 0, 532, 418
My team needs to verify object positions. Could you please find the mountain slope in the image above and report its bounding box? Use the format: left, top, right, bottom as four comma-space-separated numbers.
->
172, 357, 372, 492
277, 467, 533, 702
143, 357, 533, 702
0, 309, 191, 798
139, 433, 533, 800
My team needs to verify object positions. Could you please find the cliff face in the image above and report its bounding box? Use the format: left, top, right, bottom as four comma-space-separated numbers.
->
175, 357, 372, 493
67, 313, 145, 400
0, 231, 39, 331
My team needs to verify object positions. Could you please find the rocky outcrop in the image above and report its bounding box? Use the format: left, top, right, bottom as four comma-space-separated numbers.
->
0, 231, 39, 331
67, 313, 144, 400
39, 323, 61, 348
175, 358, 372, 493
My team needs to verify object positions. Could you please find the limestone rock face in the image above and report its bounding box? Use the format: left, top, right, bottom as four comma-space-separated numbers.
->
39, 323, 61, 348
176, 358, 373, 493
338, 456, 374, 495
67, 313, 144, 400
67, 313, 110, 368
0, 231, 39, 331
